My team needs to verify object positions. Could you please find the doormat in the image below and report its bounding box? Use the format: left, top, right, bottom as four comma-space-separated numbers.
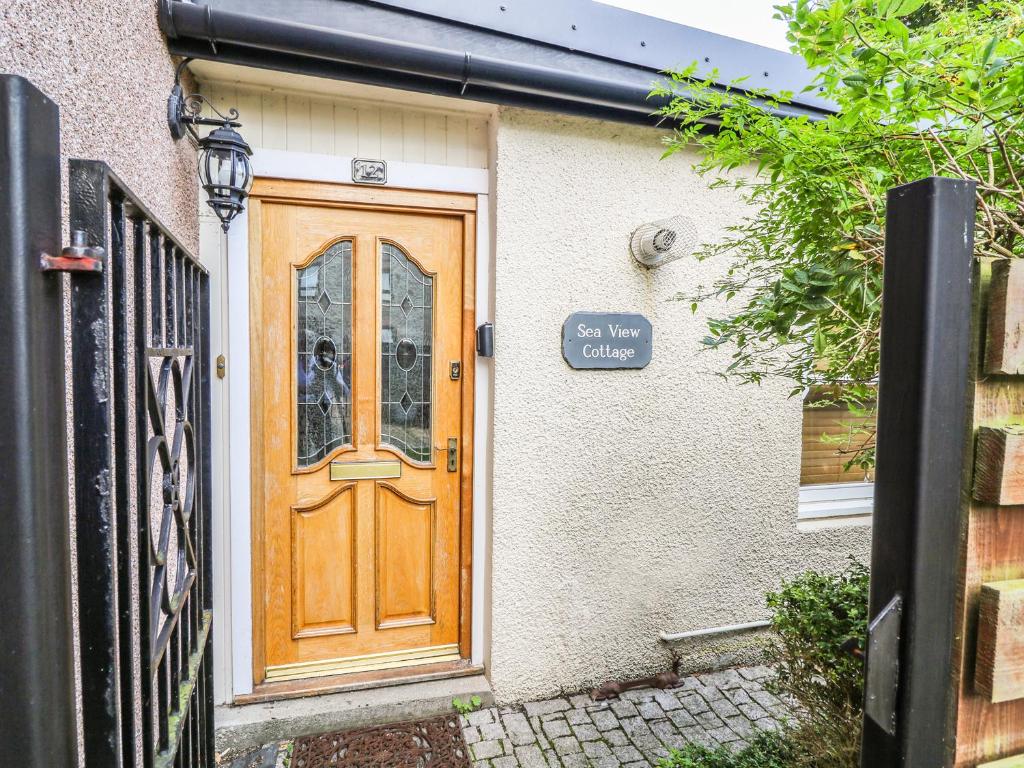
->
292, 715, 471, 768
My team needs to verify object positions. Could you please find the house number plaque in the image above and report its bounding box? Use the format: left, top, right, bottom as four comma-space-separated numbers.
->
561, 312, 652, 370
351, 158, 386, 184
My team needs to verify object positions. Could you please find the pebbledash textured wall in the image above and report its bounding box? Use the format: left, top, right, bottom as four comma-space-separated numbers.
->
488, 107, 871, 704
0, 2, 198, 762
0, 0, 199, 252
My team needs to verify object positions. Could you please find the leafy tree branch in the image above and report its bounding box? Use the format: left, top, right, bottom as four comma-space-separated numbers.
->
656, 0, 1024, 467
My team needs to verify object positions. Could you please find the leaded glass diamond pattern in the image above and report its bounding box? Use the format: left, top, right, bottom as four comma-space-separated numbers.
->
296, 240, 353, 467
380, 243, 433, 463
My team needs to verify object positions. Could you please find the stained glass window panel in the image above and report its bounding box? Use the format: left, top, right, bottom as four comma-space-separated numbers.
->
296, 240, 353, 468
381, 243, 433, 463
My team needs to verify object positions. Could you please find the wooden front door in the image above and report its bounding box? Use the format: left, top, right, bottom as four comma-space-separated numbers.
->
250, 180, 475, 687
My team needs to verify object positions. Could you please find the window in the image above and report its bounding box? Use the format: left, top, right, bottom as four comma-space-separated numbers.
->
798, 387, 875, 522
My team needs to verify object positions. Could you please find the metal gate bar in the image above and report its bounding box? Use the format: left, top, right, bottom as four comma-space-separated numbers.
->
70, 159, 213, 768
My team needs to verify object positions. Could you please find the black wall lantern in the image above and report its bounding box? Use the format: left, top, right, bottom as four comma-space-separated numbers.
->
168, 58, 253, 232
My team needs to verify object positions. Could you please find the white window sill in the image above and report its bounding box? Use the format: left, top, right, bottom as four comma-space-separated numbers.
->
798, 482, 874, 528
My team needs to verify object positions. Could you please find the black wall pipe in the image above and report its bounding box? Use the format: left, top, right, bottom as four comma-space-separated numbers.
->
159, 0, 825, 124
0, 74, 78, 768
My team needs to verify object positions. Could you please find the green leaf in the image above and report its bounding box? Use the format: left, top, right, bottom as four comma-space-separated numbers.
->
813, 327, 826, 356
884, 18, 910, 46
982, 36, 1001, 65
878, 0, 926, 18
965, 122, 985, 152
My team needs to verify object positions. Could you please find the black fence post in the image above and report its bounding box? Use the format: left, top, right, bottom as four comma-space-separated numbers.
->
860, 177, 976, 766
0, 75, 78, 767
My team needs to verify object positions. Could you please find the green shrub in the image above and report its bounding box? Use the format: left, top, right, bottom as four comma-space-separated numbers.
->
764, 557, 870, 768
660, 560, 869, 767
657, 729, 795, 768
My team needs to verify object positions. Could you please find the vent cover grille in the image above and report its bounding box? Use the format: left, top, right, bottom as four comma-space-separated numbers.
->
629, 215, 699, 268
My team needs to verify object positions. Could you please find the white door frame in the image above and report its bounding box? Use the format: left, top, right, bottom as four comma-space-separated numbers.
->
218, 148, 492, 699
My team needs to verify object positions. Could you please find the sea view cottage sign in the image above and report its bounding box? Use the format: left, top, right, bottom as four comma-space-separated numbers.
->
562, 312, 653, 369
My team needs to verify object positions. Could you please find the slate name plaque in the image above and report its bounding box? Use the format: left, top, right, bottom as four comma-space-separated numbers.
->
562, 312, 653, 369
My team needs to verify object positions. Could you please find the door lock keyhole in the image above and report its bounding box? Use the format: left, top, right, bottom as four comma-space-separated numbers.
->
447, 438, 458, 472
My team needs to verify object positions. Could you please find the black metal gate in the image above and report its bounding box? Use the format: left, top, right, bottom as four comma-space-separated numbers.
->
70, 159, 214, 768
0, 74, 214, 768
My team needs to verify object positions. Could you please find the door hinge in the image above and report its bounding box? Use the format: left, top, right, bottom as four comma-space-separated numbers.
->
864, 594, 903, 736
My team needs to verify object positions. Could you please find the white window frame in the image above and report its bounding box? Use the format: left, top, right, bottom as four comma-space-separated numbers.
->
797, 381, 875, 524
798, 481, 874, 522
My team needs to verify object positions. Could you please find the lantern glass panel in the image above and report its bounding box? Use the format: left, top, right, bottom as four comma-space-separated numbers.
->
235, 152, 253, 191
217, 148, 231, 187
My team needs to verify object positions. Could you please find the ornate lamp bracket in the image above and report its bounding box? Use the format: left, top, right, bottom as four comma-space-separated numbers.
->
167, 57, 242, 141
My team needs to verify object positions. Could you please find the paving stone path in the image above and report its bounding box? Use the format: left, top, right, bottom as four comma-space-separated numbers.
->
219, 666, 793, 768
461, 666, 790, 768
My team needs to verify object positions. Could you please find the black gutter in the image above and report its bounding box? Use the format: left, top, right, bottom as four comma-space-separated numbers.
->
159, 0, 831, 126
168, 38, 680, 127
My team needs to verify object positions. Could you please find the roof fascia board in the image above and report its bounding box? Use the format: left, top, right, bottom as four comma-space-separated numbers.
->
364, 0, 830, 110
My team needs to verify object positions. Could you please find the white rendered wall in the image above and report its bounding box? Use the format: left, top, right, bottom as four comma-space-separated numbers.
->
487, 107, 871, 704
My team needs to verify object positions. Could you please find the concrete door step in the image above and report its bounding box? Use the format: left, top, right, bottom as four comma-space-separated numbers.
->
215, 674, 494, 754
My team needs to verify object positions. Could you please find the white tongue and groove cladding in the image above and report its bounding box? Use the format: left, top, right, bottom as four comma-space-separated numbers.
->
488, 107, 870, 704
200, 81, 489, 166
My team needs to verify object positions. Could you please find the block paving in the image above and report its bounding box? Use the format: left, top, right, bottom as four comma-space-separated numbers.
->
461, 666, 791, 768
218, 666, 793, 768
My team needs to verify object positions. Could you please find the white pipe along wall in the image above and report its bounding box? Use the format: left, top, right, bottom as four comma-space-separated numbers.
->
659, 620, 772, 644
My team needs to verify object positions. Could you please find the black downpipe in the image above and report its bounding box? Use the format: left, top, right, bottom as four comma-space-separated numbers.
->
0, 75, 78, 768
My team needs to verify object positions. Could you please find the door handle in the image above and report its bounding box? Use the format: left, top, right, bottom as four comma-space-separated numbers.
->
434, 439, 458, 471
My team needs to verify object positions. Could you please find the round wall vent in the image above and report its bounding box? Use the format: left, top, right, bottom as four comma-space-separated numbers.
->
629, 215, 699, 268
